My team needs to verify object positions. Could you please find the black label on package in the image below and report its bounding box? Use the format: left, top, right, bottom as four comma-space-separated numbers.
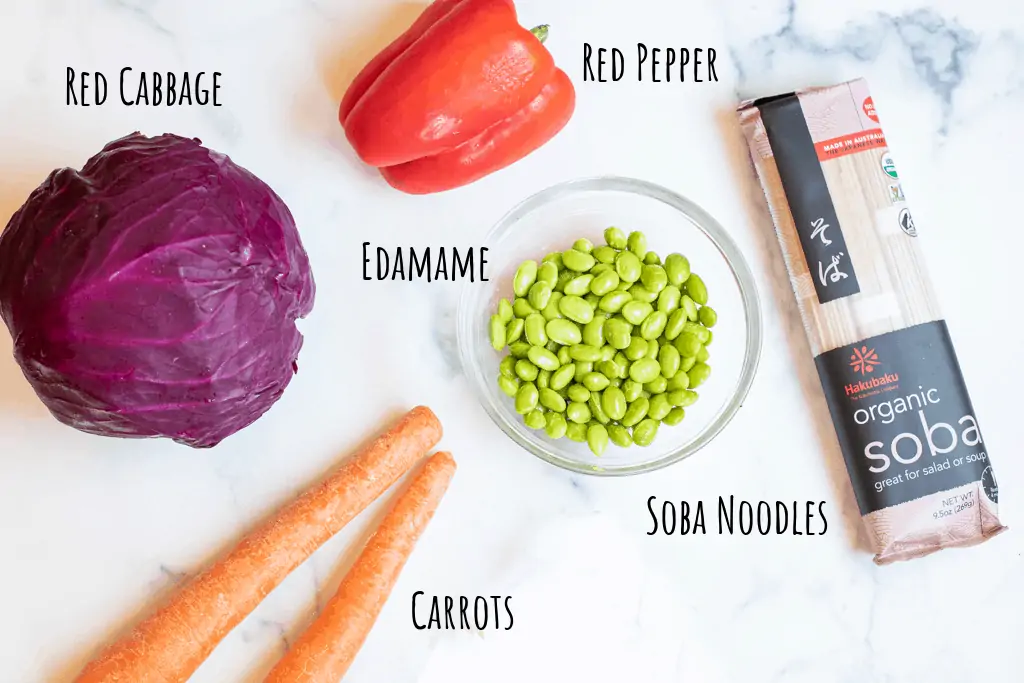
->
814, 321, 992, 514
757, 94, 860, 303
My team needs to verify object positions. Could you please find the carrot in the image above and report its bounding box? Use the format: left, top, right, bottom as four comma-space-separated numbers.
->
74, 406, 442, 683
263, 451, 457, 683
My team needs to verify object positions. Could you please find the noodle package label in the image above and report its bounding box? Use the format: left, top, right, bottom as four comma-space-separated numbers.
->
738, 78, 1006, 565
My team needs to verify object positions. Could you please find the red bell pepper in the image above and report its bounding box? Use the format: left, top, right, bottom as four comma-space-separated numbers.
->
340, 0, 576, 194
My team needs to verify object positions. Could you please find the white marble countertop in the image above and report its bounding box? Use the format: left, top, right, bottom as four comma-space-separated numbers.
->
1, 0, 1022, 681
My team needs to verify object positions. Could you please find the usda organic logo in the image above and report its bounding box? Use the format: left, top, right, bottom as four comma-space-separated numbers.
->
881, 151, 898, 179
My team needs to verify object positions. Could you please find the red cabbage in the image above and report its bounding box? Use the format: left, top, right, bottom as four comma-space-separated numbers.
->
0, 132, 315, 448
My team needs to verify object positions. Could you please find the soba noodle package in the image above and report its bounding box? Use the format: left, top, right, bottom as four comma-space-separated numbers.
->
737, 78, 1006, 564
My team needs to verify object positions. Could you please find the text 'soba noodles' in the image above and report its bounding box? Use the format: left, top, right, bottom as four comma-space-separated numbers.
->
738, 78, 1005, 564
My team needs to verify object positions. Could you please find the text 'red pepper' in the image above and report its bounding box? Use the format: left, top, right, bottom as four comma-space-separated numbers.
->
340, 0, 576, 194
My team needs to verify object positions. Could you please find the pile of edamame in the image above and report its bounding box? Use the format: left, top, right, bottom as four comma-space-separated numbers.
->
489, 227, 717, 457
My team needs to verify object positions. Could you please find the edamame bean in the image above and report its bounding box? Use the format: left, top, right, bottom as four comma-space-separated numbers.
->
583, 372, 610, 391
573, 237, 594, 253
667, 372, 690, 391
596, 360, 620, 379
645, 339, 660, 360
622, 301, 654, 325
537, 260, 559, 286
542, 251, 562, 266
584, 293, 601, 309
657, 285, 681, 313
632, 418, 659, 446
515, 382, 539, 414
545, 340, 559, 353
649, 394, 672, 421
599, 290, 632, 313
590, 269, 620, 296
506, 318, 525, 344
567, 384, 591, 404
565, 422, 588, 442
551, 363, 576, 390
682, 321, 711, 343
699, 305, 718, 328
644, 376, 668, 395
567, 401, 591, 424
627, 231, 647, 258
608, 425, 633, 448
515, 359, 539, 381
664, 253, 691, 287
497, 375, 519, 397
670, 389, 699, 407
513, 260, 538, 297
629, 358, 662, 384
562, 249, 596, 272
602, 386, 627, 421
512, 299, 535, 318
680, 356, 697, 373
615, 279, 632, 291
569, 344, 603, 362
546, 318, 582, 346
525, 313, 548, 346
497, 298, 514, 323
554, 269, 574, 293
627, 284, 659, 304
539, 388, 567, 412
542, 292, 564, 321
622, 397, 650, 427
643, 251, 661, 266
527, 281, 553, 310
604, 226, 627, 249
613, 352, 630, 375
663, 407, 686, 426
588, 396, 610, 425
593, 245, 618, 264
591, 263, 613, 275
622, 379, 644, 403
499, 355, 516, 378
615, 251, 643, 283
524, 409, 547, 430
640, 311, 668, 340
564, 274, 594, 296
640, 265, 668, 293
537, 369, 551, 389
696, 346, 710, 363
705, 329, 713, 346
557, 346, 572, 365
545, 412, 568, 439
509, 342, 530, 359
599, 345, 615, 362
681, 295, 698, 322
527, 346, 559, 372
688, 362, 711, 388
659, 344, 681, 379
625, 335, 648, 361
604, 317, 633, 350
583, 318, 605, 348
574, 361, 593, 383
675, 332, 702, 358
664, 309, 687, 341
587, 423, 610, 456
558, 295, 594, 324
685, 273, 708, 305
609, 377, 622, 387
490, 315, 506, 350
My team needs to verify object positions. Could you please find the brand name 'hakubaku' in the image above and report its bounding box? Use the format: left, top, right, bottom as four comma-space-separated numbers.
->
845, 373, 899, 396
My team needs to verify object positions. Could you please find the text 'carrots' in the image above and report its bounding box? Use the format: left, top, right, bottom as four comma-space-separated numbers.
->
74, 406, 442, 683
264, 451, 457, 683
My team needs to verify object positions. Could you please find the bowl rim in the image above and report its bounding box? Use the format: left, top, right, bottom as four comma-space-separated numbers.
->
458, 175, 763, 476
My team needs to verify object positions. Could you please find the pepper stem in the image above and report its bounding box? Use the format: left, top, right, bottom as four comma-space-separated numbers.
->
530, 24, 550, 44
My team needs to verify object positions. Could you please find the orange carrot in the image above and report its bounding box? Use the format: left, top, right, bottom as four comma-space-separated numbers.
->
74, 406, 443, 683
263, 451, 457, 683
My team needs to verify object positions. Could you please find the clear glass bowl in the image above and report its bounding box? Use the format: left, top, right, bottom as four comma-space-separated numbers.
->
458, 177, 762, 476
